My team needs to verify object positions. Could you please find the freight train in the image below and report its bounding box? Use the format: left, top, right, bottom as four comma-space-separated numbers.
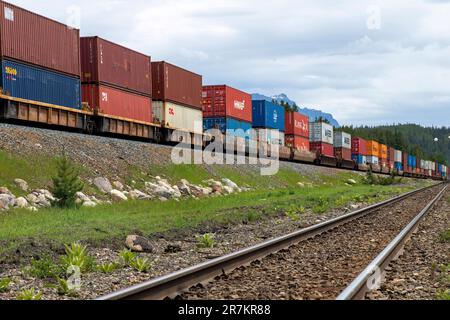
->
0, 1, 447, 181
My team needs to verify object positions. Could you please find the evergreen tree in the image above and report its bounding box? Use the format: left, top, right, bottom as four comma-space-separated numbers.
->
51, 154, 84, 208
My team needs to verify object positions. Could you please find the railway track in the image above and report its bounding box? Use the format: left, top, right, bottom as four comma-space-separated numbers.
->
97, 183, 446, 301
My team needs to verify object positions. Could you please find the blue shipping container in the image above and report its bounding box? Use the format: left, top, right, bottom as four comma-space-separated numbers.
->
395, 162, 403, 171
203, 117, 252, 139
252, 100, 285, 131
408, 155, 416, 169
1, 59, 81, 110
352, 154, 366, 165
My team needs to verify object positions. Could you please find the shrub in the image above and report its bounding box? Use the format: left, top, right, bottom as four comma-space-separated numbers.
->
51, 154, 84, 208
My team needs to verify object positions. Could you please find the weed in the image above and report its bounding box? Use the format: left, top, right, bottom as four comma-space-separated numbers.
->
27, 256, 63, 279
129, 257, 152, 273
60, 243, 96, 273
119, 249, 137, 266
285, 205, 301, 221
97, 262, 119, 274
17, 288, 42, 300
56, 277, 78, 297
0, 278, 11, 293
439, 230, 450, 242
437, 290, 450, 300
196, 233, 216, 249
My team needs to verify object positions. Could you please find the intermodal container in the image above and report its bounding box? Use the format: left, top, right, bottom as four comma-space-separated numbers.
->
255, 128, 285, 146
310, 142, 334, 158
202, 85, 252, 123
352, 137, 367, 155
285, 135, 310, 152
394, 150, 402, 163
309, 122, 333, 144
80, 37, 151, 96
203, 117, 252, 138
367, 156, 379, 165
366, 140, 379, 156
252, 100, 285, 131
285, 111, 309, 137
82, 84, 151, 122
152, 61, 202, 109
378, 144, 388, 160
408, 155, 417, 169
0, 2, 80, 76
334, 147, 352, 161
402, 153, 409, 172
395, 162, 403, 171
387, 147, 395, 163
334, 131, 351, 149
153, 101, 202, 134
1, 59, 81, 109
352, 154, 367, 165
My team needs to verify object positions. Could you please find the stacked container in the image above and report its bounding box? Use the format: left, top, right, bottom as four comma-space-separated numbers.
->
351, 137, 368, 165
309, 122, 334, 158
366, 140, 380, 166
152, 61, 203, 134
387, 147, 395, 170
81, 37, 152, 123
284, 111, 310, 152
402, 153, 410, 174
378, 144, 388, 168
334, 131, 352, 161
252, 100, 285, 145
202, 85, 252, 138
0, 1, 81, 109
394, 150, 403, 172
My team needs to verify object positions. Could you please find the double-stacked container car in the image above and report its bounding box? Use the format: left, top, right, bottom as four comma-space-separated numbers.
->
309, 122, 336, 166
0, 1, 86, 129
366, 140, 380, 172
285, 111, 316, 162
352, 137, 368, 170
378, 144, 389, 173
80, 37, 153, 138
152, 61, 203, 145
334, 131, 353, 169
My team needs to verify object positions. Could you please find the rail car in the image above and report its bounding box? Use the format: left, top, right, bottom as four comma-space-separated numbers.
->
1, 95, 447, 182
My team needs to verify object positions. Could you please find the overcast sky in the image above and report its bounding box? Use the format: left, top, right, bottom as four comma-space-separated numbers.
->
7, 0, 450, 127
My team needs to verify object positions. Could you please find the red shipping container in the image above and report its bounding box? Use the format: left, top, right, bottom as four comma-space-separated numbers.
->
202, 85, 252, 123
0, 2, 80, 76
80, 37, 151, 96
285, 111, 309, 137
310, 142, 334, 158
352, 137, 367, 155
285, 135, 310, 151
152, 61, 202, 109
387, 147, 395, 163
82, 84, 152, 123
334, 147, 352, 161
402, 153, 409, 171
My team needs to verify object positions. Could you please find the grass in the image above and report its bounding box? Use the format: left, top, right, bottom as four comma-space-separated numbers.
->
440, 230, 450, 242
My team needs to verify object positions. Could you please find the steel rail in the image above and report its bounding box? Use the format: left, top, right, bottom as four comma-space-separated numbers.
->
97, 183, 443, 300
337, 184, 448, 300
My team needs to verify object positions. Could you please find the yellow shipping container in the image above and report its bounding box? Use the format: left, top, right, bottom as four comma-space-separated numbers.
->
366, 140, 379, 156
378, 144, 388, 160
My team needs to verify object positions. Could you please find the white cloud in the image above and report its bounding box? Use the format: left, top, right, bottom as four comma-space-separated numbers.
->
5, 0, 450, 126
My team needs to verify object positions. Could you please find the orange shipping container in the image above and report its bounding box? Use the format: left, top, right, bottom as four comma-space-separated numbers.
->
366, 140, 379, 156
378, 144, 388, 160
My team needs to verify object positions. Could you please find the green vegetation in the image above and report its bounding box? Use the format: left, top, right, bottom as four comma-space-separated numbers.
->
119, 249, 137, 266
341, 124, 450, 165
196, 233, 216, 249
56, 277, 78, 297
97, 262, 119, 274
440, 230, 450, 243
51, 155, 84, 208
0, 278, 11, 293
129, 257, 152, 273
437, 290, 450, 300
364, 169, 402, 186
16, 288, 42, 300
60, 243, 96, 274
27, 256, 63, 279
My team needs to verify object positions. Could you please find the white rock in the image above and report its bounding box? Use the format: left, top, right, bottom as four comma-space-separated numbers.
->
26, 193, 38, 204
36, 194, 51, 207
93, 177, 113, 194
223, 186, 234, 194
27, 206, 38, 212
347, 179, 357, 185
113, 181, 124, 191
129, 189, 148, 200
37, 189, 55, 201
82, 201, 97, 207
14, 179, 29, 192
0, 194, 16, 210
75, 192, 90, 202
16, 197, 29, 208
110, 189, 128, 202
0, 187, 12, 195
297, 182, 305, 188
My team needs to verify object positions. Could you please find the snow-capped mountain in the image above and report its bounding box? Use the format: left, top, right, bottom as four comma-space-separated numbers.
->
252, 93, 340, 128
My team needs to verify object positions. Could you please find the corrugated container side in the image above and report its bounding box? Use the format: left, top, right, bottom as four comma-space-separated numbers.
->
285, 111, 309, 137
153, 101, 202, 134
255, 128, 285, 146
152, 61, 202, 109
252, 100, 285, 131
334, 131, 351, 149
352, 137, 368, 155
309, 122, 333, 144
366, 140, 379, 156
82, 84, 151, 123
202, 85, 252, 123
1, 59, 81, 109
285, 135, 310, 151
387, 147, 395, 162
310, 142, 334, 157
352, 155, 367, 165
80, 37, 151, 96
394, 150, 402, 163
0, 2, 80, 76
378, 144, 388, 160
203, 117, 252, 138
367, 156, 379, 165
334, 147, 352, 161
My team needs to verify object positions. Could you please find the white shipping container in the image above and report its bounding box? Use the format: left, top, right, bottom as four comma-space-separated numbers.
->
367, 156, 379, 165
334, 131, 351, 149
309, 122, 333, 144
420, 160, 426, 169
394, 150, 402, 163
153, 101, 203, 134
